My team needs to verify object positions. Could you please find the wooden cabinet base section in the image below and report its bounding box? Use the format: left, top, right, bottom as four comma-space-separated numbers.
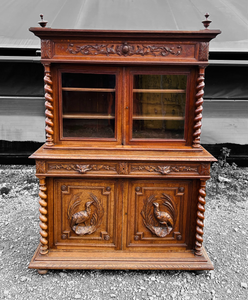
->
29, 244, 213, 271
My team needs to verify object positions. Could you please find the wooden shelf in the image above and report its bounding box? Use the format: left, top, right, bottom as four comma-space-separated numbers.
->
133, 115, 185, 120
62, 88, 115, 92
133, 89, 186, 93
63, 113, 115, 119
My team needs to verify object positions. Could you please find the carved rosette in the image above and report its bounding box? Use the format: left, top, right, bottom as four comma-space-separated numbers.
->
198, 42, 209, 61
36, 161, 46, 173
66, 42, 182, 57
67, 193, 104, 236
195, 180, 206, 256
41, 40, 52, 59
38, 178, 48, 255
193, 67, 205, 148
44, 64, 54, 146
141, 194, 177, 238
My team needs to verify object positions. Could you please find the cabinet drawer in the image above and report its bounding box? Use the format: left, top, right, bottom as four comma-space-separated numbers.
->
53, 179, 121, 250
125, 180, 195, 250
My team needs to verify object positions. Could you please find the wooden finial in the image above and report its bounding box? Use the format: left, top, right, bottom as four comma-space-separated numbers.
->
202, 13, 212, 29
38, 14, 48, 28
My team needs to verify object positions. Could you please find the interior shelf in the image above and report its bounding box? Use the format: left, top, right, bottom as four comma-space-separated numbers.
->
133, 115, 185, 120
62, 88, 116, 92
133, 89, 186, 93
63, 113, 115, 119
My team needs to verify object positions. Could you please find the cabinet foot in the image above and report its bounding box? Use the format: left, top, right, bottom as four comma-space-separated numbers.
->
194, 270, 205, 275
37, 269, 48, 275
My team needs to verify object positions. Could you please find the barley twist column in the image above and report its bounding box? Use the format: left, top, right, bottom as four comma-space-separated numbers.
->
195, 180, 206, 256
38, 177, 49, 255
193, 67, 205, 148
44, 63, 54, 146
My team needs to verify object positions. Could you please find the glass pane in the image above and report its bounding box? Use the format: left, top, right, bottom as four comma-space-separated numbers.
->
62, 73, 115, 138
133, 75, 187, 139
62, 73, 115, 88
63, 119, 115, 138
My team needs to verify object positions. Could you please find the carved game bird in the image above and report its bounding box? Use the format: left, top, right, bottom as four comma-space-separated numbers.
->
153, 202, 174, 230
70, 201, 93, 228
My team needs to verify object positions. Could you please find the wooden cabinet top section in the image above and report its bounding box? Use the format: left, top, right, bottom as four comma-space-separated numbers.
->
29, 28, 221, 65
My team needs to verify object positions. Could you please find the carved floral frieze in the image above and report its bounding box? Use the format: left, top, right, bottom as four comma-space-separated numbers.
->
131, 165, 198, 174
66, 42, 182, 57
48, 163, 117, 174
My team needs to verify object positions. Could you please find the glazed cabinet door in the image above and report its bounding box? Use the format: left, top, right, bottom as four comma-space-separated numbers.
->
124, 179, 195, 250
55, 65, 123, 146
125, 66, 196, 146
53, 179, 121, 250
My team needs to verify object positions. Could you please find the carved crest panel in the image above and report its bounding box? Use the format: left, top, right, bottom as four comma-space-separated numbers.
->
127, 180, 192, 248
54, 179, 119, 248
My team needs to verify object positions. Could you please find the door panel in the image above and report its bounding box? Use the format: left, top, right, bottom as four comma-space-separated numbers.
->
54, 179, 121, 249
126, 180, 193, 250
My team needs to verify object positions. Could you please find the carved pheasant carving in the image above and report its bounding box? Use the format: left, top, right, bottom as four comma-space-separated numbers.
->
153, 202, 174, 229
70, 201, 93, 228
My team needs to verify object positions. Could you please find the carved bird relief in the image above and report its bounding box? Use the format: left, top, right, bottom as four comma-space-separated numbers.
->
141, 193, 177, 238
67, 192, 104, 236
153, 202, 174, 229
70, 200, 93, 228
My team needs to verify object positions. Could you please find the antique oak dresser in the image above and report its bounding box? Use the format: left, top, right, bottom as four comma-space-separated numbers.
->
29, 14, 221, 274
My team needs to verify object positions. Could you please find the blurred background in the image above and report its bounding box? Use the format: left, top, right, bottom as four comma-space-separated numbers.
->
0, 0, 247, 164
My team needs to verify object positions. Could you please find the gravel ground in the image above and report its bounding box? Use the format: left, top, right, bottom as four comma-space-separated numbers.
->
0, 165, 247, 300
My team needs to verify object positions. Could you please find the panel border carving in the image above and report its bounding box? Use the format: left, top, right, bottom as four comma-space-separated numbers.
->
60, 184, 113, 243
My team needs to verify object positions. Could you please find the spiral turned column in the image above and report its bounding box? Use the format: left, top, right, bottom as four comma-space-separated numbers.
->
193, 67, 205, 148
38, 178, 49, 255
44, 64, 54, 146
195, 180, 206, 256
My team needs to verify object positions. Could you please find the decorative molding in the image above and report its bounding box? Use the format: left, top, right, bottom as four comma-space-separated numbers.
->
68, 193, 104, 236
36, 161, 46, 173
66, 42, 182, 57
195, 180, 206, 256
131, 165, 197, 174
141, 193, 177, 238
193, 67, 205, 148
38, 178, 49, 255
198, 42, 209, 61
49, 163, 117, 173
31, 261, 211, 270
41, 40, 52, 59
44, 64, 54, 146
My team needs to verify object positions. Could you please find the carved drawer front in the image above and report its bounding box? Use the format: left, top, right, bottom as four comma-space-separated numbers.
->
126, 180, 193, 249
54, 179, 120, 249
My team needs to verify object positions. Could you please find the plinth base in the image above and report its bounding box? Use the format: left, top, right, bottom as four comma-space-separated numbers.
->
29, 244, 214, 271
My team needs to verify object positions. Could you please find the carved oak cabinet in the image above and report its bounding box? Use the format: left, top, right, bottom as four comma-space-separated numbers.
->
29, 17, 220, 274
